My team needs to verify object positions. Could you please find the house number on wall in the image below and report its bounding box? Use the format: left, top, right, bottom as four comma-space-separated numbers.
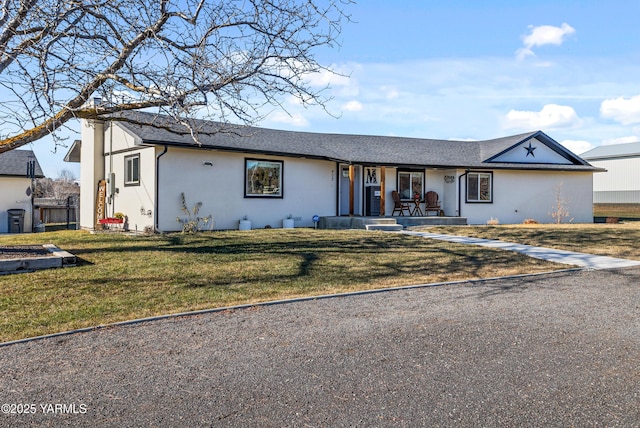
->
444, 175, 455, 183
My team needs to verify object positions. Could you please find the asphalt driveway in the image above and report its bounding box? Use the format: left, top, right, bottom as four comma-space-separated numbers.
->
1, 267, 639, 427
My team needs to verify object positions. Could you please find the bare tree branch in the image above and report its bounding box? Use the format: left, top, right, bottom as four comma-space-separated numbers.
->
0, 0, 353, 154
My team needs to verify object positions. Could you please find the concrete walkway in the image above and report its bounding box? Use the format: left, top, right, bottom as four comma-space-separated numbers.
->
402, 231, 640, 270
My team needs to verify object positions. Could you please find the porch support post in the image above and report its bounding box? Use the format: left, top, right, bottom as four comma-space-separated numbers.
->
349, 164, 355, 216
380, 166, 386, 216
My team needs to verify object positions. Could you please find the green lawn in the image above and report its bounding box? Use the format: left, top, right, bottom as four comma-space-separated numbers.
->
0, 229, 562, 342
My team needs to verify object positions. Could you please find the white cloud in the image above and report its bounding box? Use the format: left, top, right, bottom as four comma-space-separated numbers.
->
379, 86, 399, 100
516, 23, 576, 60
600, 95, 640, 125
302, 65, 359, 98
449, 137, 478, 142
602, 136, 640, 145
342, 100, 363, 112
265, 57, 353, 90
305, 68, 351, 88
270, 57, 640, 148
515, 47, 535, 61
266, 111, 309, 127
504, 104, 580, 129
524, 23, 576, 47
560, 139, 593, 154
531, 61, 554, 68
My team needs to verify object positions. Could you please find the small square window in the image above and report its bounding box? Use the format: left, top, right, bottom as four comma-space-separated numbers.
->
466, 172, 492, 203
125, 154, 140, 186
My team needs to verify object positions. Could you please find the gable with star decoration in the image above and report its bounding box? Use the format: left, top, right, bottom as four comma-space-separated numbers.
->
485, 131, 581, 165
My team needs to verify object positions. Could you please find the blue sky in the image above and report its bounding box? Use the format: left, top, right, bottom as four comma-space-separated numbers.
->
27, 0, 640, 177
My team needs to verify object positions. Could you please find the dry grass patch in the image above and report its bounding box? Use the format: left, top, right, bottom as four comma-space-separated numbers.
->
0, 229, 565, 342
414, 223, 640, 260
594, 204, 640, 219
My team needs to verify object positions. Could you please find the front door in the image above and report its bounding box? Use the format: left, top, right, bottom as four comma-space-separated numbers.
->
339, 165, 362, 215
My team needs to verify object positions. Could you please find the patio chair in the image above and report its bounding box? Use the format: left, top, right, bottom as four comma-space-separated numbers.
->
424, 191, 443, 216
391, 190, 411, 216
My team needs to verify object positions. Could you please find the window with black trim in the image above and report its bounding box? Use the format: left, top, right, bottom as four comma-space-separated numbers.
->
467, 172, 492, 202
125, 154, 140, 186
245, 158, 283, 198
398, 171, 424, 200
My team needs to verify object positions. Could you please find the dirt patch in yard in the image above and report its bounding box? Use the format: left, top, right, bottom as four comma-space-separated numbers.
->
0, 246, 54, 260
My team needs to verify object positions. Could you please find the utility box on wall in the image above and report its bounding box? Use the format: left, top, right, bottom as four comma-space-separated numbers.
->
365, 186, 381, 216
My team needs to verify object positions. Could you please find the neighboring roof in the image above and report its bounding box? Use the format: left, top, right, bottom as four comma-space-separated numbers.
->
90, 111, 598, 171
64, 140, 81, 163
0, 149, 44, 178
581, 142, 640, 160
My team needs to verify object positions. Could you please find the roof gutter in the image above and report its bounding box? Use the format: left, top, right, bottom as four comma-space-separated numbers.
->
141, 139, 346, 164
155, 145, 168, 233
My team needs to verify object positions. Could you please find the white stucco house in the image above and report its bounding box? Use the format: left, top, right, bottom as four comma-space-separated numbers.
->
581, 142, 640, 204
0, 150, 44, 233
65, 111, 599, 231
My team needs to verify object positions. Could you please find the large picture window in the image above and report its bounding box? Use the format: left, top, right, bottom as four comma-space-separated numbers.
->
467, 172, 492, 203
245, 159, 283, 198
398, 171, 424, 200
124, 154, 140, 186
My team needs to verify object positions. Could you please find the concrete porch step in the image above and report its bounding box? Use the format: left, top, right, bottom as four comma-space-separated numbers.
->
365, 224, 404, 231
363, 218, 398, 225
318, 216, 468, 230
351, 217, 398, 229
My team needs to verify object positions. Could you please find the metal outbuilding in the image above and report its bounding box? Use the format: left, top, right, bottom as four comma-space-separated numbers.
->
582, 142, 640, 203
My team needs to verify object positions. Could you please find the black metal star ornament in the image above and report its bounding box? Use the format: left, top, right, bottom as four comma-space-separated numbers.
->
524, 142, 537, 157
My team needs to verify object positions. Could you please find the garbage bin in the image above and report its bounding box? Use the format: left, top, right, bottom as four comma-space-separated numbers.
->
7, 209, 25, 233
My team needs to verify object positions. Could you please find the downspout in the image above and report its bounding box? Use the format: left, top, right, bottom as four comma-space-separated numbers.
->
335, 162, 340, 216
458, 169, 470, 217
155, 145, 168, 232
108, 121, 114, 217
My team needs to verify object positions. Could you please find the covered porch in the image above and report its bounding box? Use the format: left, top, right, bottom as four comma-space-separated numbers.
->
337, 164, 460, 219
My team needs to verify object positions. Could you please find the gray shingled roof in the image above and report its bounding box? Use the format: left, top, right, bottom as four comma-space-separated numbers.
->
581, 142, 640, 160
0, 150, 44, 177
110, 111, 597, 171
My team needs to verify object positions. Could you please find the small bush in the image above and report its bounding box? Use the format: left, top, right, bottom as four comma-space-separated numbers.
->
549, 183, 573, 224
176, 192, 214, 233
523, 218, 539, 224
486, 217, 499, 225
